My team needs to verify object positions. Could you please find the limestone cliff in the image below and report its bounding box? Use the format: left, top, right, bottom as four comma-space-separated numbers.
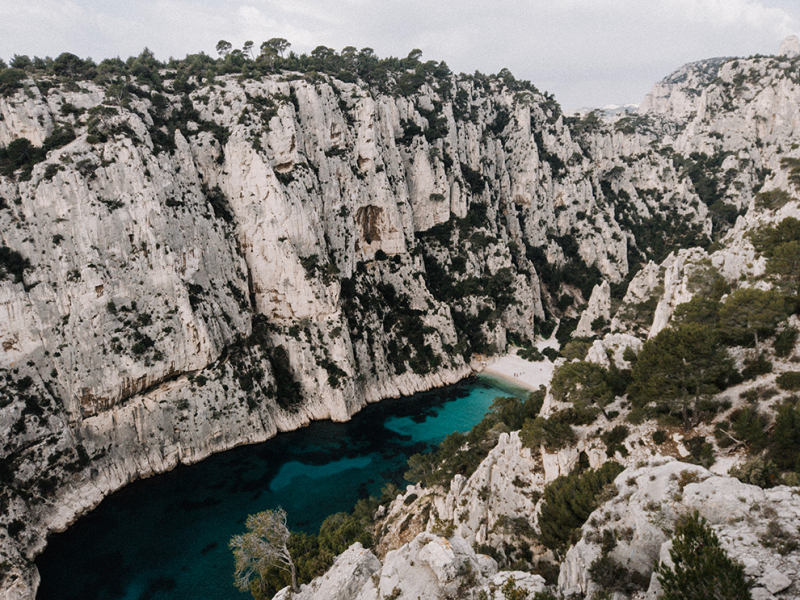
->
0, 54, 717, 597
321, 45, 800, 600
1, 42, 799, 598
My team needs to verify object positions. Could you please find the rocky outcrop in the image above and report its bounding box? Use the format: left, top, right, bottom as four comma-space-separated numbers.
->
780, 35, 800, 59
273, 543, 382, 600
575, 280, 610, 337
584, 333, 642, 369
273, 532, 549, 600
558, 458, 800, 599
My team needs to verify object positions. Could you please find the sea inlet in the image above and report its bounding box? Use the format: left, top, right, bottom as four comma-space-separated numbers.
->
36, 376, 526, 600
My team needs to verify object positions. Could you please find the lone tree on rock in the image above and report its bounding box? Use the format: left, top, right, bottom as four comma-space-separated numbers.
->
230, 507, 299, 597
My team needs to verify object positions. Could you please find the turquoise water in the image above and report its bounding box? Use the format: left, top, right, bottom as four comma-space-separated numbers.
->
35, 376, 524, 600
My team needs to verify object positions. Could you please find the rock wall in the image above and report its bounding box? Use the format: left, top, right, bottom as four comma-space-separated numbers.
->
3, 46, 800, 597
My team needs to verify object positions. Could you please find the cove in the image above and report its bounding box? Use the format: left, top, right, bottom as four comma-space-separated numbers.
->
35, 376, 527, 600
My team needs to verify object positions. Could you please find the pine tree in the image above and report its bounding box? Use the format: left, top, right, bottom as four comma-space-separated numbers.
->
657, 511, 752, 600
629, 322, 732, 430
718, 288, 791, 355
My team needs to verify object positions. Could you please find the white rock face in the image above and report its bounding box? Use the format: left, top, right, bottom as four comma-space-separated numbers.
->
575, 280, 611, 337
779, 35, 800, 58
372, 533, 493, 600
272, 533, 535, 600
585, 333, 643, 369
446, 432, 545, 546
273, 543, 381, 600
647, 247, 708, 338
638, 58, 727, 121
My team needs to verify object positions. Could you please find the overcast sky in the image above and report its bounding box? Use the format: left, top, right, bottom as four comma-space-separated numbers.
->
1, 0, 798, 110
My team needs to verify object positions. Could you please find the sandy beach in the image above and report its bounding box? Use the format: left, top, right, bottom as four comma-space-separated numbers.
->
478, 352, 556, 392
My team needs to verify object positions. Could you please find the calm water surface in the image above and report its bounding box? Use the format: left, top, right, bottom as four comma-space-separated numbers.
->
36, 377, 525, 600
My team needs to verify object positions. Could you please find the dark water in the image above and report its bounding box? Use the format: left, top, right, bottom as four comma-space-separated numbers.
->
36, 376, 525, 600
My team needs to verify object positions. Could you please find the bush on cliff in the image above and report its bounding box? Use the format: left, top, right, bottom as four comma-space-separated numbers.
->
246, 502, 375, 599
537, 461, 624, 557
657, 511, 752, 600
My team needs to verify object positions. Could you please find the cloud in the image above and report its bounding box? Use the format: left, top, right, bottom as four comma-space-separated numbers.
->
0, 1, 88, 57
664, 0, 793, 30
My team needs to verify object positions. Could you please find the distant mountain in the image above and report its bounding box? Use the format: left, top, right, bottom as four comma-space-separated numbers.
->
568, 103, 639, 119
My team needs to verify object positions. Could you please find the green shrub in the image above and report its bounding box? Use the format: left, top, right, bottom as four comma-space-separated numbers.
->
628, 322, 733, 430
672, 296, 721, 327
460, 163, 485, 194
755, 188, 793, 210
550, 360, 614, 409
730, 408, 768, 453
542, 347, 559, 361
601, 425, 629, 457
537, 462, 624, 556
520, 414, 575, 451
0, 246, 31, 283
489, 387, 545, 430
537, 319, 557, 339
657, 511, 752, 600
267, 345, 303, 411
0, 68, 26, 96
684, 436, 715, 468
561, 340, 591, 361
774, 326, 798, 358
1, 125, 77, 179
718, 288, 791, 352
741, 355, 773, 380
589, 555, 649, 594
750, 217, 800, 257
759, 519, 799, 555
768, 401, 800, 470
518, 346, 544, 361
782, 157, 800, 191
204, 184, 234, 223
729, 456, 781, 488
776, 371, 800, 391
0, 137, 38, 178
555, 316, 579, 346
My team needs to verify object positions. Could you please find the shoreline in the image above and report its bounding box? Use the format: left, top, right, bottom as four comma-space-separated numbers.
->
32, 364, 536, 600
20, 356, 553, 600
13, 365, 474, 600
476, 350, 557, 393
477, 370, 539, 393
